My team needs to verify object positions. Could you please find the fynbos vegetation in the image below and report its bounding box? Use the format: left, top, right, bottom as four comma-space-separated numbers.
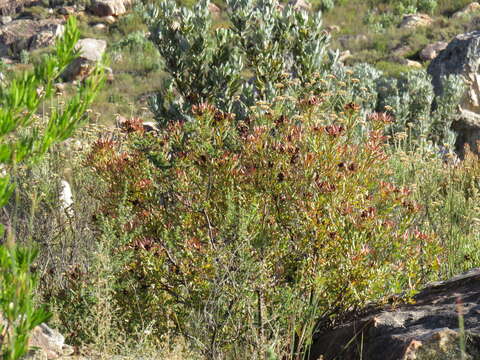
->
1, 0, 480, 359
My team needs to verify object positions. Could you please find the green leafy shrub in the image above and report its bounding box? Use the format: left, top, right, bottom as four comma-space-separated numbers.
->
363, 9, 397, 32
4, 126, 106, 344
418, 0, 438, 13
0, 247, 50, 360
0, 16, 103, 359
86, 86, 441, 358
319, 0, 335, 11
110, 31, 162, 75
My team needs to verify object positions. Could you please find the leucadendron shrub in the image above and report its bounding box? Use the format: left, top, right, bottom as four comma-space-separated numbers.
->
86, 86, 441, 358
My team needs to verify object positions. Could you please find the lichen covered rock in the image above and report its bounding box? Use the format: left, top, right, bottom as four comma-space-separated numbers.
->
0, 18, 64, 56
310, 268, 480, 360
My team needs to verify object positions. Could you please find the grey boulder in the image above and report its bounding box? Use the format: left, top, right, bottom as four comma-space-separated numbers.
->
0, 0, 35, 15
428, 31, 480, 155
26, 323, 74, 359
420, 41, 448, 61
62, 38, 106, 81
0, 18, 64, 57
89, 0, 132, 17
399, 14, 433, 29
310, 268, 480, 360
452, 2, 480, 19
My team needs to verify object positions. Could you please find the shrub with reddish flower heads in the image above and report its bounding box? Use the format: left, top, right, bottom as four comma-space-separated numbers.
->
324, 124, 345, 137
86, 95, 441, 358
119, 117, 146, 134
368, 111, 393, 124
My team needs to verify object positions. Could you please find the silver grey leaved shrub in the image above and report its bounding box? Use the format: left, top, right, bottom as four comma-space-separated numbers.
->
326, 61, 463, 152
143, 0, 462, 150
375, 69, 464, 151
145, 0, 333, 123
144, 0, 244, 125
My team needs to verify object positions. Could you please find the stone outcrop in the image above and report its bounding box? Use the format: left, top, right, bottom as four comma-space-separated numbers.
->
420, 41, 448, 61
0, 315, 75, 360
452, 2, 480, 19
0, 18, 64, 57
339, 50, 351, 62
26, 323, 74, 359
89, 0, 132, 17
0, 15, 11, 25
93, 23, 107, 30
62, 38, 107, 81
397, 58, 423, 68
310, 268, 480, 360
0, 0, 35, 15
399, 14, 433, 29
428, 31, 480, 155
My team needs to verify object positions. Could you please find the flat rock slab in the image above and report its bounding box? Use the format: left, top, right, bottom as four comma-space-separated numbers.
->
75, 38, 107, 62
420, 41, 448, 61
310, 268, 480, 360
0, 0, 36, 15
400, 14, 433, 29
452, 2, 480, 18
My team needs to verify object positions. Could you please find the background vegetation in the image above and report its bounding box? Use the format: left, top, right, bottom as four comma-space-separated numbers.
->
2, 0, 480, 359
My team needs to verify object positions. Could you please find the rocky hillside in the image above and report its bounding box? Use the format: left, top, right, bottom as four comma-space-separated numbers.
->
323, 1, 480, 73
0, 0, 163, 125
4, 1, 480, 359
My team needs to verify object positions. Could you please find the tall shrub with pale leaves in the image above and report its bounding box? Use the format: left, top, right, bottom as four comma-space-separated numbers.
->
146, 0, 332, 123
